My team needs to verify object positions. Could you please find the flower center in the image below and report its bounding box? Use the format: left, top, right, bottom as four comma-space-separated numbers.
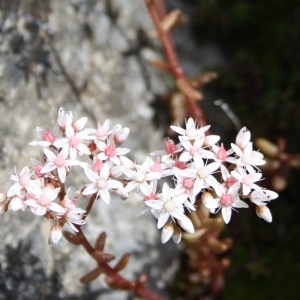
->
220, 194, 233, 207
164, 200, 175, 212
135, 173, 145, 183
243, 174, 254, 186
183, 178, 194, 189
144, 194, 157, 201
55, 155, 66, 167
97, 179, 106, 189
197, 169, 208, 179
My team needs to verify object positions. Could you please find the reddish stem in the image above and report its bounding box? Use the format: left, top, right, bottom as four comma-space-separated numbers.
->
145, 0, 208, 127
72, 212, 162, 299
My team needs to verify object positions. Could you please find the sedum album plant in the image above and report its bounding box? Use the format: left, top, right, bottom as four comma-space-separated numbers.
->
0, 1, 282, 299
0, 107, 278, 299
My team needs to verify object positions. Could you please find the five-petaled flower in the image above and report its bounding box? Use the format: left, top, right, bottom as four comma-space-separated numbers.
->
203, 182, 249, 224
25, 185, 65, 216
82, 163, 123, 204
40, 148, 77, 183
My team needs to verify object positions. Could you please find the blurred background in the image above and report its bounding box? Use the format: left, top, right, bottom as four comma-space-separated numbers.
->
166, 0, 300, 299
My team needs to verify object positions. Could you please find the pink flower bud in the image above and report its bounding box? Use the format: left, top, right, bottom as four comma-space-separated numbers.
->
114, 127, 129, 144
164, 138, 176, 154
92, 159, 103, 173
174, 160, 186, 170
216, 143, 227, 161
42, 130, 56, 144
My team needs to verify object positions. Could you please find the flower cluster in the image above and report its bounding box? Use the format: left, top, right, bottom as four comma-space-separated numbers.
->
1, 108, 278, 245
129, 119, 278, 243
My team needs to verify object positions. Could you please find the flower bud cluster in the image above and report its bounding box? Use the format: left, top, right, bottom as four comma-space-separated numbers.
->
2, 108, 278, 244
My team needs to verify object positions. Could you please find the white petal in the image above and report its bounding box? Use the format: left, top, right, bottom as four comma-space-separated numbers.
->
82, 184, 98, 195
222, 207, 232, 224
157, 212, 170, 229
145, 200, 162, 210
84, 168, 98, 182
100, 189, 111, 204
233, 199, 249, 208
161, 223, 174, 244
178, 215, 194, 233
43, 148, 56, 160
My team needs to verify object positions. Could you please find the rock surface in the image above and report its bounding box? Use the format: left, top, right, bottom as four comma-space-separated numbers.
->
0, 1, 179, 299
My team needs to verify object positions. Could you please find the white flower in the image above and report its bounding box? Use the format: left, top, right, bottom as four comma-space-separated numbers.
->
228, 142, 265, 167
231, 166, 262, 195
25, 185, 65, 216
203, 182, 248, 224
97, 140, 130, 165
40, 148, 76, 183
54, 122, 91, 159
7, 166, 40, 197
82, 163, 123, 204
92, 119, 121, 141
189, 153, 220, 195
171, 118, 210, 142
145, 182, 188, 229
179, 138, 214, 162
123, 161, 159, 194
64, 207, 86, 232
144, 157, 172, 179
173, 167, 196, 203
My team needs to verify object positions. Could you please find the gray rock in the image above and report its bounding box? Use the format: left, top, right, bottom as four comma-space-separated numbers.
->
0, 1, 179, 299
